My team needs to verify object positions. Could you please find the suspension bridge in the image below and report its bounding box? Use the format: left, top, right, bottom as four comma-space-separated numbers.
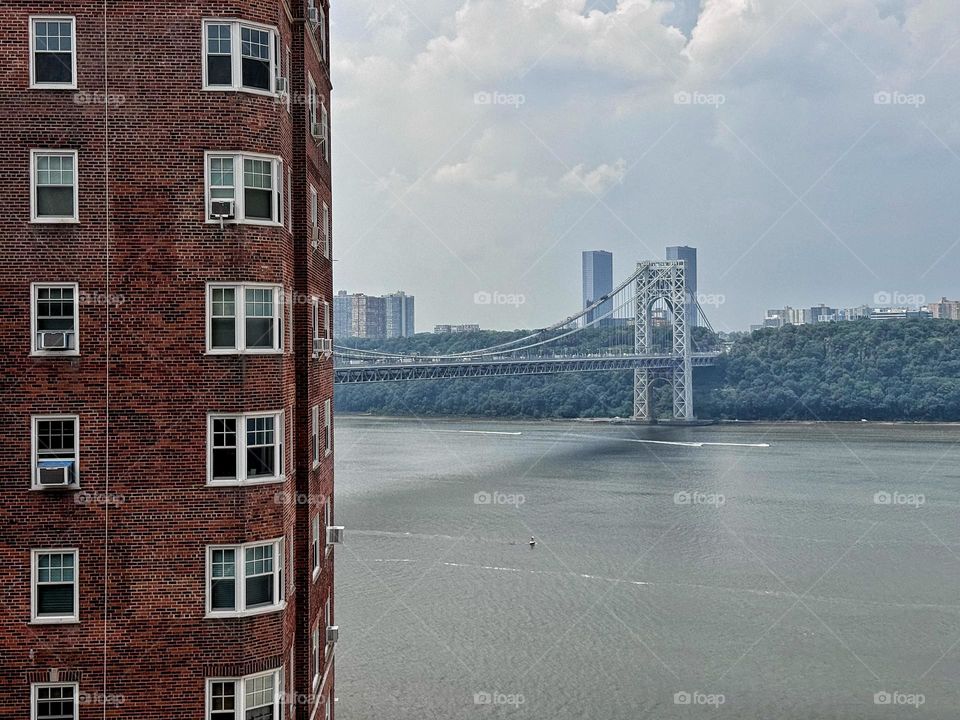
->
333, 260, 722, 420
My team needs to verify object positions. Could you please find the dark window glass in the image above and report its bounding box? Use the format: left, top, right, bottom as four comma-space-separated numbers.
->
212, 318, 236, 347
33, 20, 73, 85
36, 685, 76, 720
37, 187, 74, 217
245, 574, 272, 607
210, 680, 237, 720
35, 54, 72, 84
247, 446, 274, 477
244, 188, 272, 220
208, 55, 232, 86
246, 706, 273, 720
211, 549, 236, 611
38, 585, 73, 615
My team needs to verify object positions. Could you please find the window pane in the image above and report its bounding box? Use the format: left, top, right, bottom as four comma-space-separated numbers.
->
244, 189, 272, 220
37, 187, 74, 218
35, 54, 73, 84
240, 27, 271, 90
33, 19, 73, 85
212, 318, 236, 348
244, 289, 275, 347
37, 584, 73, 615
211, 680, 237, 720
211, 549, 236, 610
36, 685, 76, 720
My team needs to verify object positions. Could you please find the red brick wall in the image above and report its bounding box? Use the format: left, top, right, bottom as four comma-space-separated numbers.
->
0, 1, 335, 717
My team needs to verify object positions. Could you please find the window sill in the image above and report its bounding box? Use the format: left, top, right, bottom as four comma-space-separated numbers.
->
30, 485, 80, 492
31, 350, 80, 358
205, 349, 284, 356
201, 85, 282, 99
207, 475, 285, 488
31, 217, 79, 225
206, 601, 286, 620
30, 618, 79, 625
324, 449, 332, 458
204, 219, 284, 228
29, 83, 78, 91
312, 566, 320, 582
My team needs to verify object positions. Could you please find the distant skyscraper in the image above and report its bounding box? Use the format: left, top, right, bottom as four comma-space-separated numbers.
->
334, 290, 353, 338
582, 250, 614, 325
666, 245, 698, 328
384, 291, 416, 337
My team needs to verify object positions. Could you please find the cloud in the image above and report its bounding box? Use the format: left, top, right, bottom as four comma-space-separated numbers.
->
332, 0, 960, 331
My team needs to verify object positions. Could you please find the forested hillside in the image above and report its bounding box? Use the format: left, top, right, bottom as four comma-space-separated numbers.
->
335, 320, 960, 421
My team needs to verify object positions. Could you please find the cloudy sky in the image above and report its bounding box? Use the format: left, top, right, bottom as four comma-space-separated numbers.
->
330, 0, 960, 332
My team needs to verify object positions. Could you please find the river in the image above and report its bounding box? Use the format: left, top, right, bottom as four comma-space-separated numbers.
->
333, 417, 960, 719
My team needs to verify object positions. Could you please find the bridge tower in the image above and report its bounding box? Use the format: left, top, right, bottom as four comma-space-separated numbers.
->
633, 260, 693, 421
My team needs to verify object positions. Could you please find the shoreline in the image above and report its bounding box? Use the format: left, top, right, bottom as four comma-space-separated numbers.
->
337, 412, 960, 427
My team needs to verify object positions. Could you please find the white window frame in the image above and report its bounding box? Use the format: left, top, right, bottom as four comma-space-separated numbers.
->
29, 16, 77, 90
322, 301, 331, 340
324, 496, 333, 558
324, 399, 332, 457
30, 149, 79, 223
31, 415, 80, 490
205, 538, 285, 617
31, 282, 80, 356
31, 548, 79, 624
311, 513, 321, 580
207, 411, 285, 485
320, 98, 329, 161
308, 75, 318, 136
311, 404, 320, 468
204, 151, 284, 226
312, 624, 321, 690
324, 595, 333, 661
322, 201, 331, 258
31, 682, 80, 720
205, 669, 283, 720
201, 19, 281, 96
206, 283, 284, 354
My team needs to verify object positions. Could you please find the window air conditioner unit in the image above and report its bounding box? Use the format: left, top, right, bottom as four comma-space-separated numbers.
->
38, 331, 73, 351
326, 526, 344, 545
312, 225, 320, 250
37, 460, 74, 488
313, 337, 332, 357
211, 200, 235, 220
275, 76, 288, 95
326, 625, 339, 644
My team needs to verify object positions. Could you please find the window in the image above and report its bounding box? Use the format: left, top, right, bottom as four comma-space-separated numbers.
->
318, 5, 327, 63
308, 76, 318, 136
31, 549, 78, 623
30, 17, 76, 88
32, 683, 78, 720
311, 513, 321, 578
202, 19, 280, 94
311, 405, 320, 467
319, 98, 329, 161
324, 595, 333, 661
312, 625, 320, 689
207, 284, 284, 353
206, 670, 283, 720
207, 539, 284, 616
324, 496, 333, 556
31, 150, 78, 222
32, 415, 79, 489
324, 399, 332, 456
208, 411, 285, 484
205, 152, 283, 224
322, 201, 331, 257
32, 283, 78, 355
310, 185, 319, 242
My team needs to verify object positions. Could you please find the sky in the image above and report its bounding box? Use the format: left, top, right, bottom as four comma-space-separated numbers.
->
329, 0, 960, 332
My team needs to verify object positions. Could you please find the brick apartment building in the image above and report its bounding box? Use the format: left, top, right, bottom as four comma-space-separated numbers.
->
0, 2, 338, 718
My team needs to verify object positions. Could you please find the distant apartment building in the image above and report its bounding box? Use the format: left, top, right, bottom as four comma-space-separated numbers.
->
384, 291, 415, 338
334, 289, 416, 339
928, 297, 960, 320
582, 250, 613, 324
871, 307, 932, 321
666, 245, 698, 328
434, 324, 481, 334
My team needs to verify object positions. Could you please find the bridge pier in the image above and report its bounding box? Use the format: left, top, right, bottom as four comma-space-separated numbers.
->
633, 261, 694, 421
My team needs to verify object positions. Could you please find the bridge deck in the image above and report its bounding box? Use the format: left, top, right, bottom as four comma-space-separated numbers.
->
334, 353, 719, 384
